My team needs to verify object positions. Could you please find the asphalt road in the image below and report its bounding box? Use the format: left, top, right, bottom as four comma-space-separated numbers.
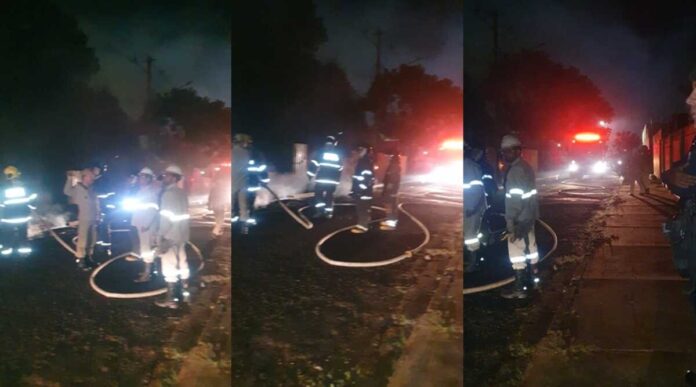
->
0, 220, 221, 385
232, 181, 463, 386
463, 173, 621, 385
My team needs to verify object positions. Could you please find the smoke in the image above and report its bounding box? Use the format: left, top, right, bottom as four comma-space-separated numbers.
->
466, 0, 696, 134
315, 1, 463, 94
59, 3, 231, 118
28, 204, 70, 239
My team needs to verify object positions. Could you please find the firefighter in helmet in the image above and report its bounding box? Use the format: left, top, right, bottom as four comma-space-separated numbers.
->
0, 166, 35, 256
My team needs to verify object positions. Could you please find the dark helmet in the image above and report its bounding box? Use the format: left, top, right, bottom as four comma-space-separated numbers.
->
325, 135, 338, 146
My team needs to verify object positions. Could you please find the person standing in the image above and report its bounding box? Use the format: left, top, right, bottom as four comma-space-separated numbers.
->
154, 165, 191, 309
379, 149, 401, 231
209, 162, 231, 237
350, 143, 375, 234
0, 166, 35, 256
308, 135, 343, 219
499, 134, 540, 299
64, 168, 99, 271
245, 138, 269, 227
464, 145, 487, 273
126, 167, 161, 283
232, 134, 251, 234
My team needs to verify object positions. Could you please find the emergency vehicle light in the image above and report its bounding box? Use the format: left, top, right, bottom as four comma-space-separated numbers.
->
439, 139, 464, 151
574, 132, 601, 142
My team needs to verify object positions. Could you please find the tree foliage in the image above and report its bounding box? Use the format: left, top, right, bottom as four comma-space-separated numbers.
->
611, 130, 642, 155
365, 64, 463, 148
483, 50, 613, 147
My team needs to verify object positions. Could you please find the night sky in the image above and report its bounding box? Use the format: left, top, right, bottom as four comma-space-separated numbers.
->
316, 0, 463, 94
465, 0, 696, 134
58, 1, 231, 118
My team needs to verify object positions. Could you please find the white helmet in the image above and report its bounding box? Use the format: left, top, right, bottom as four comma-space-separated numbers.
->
164, 165, 183, 176
139, 167, 154, 177
500, 134, 522, 149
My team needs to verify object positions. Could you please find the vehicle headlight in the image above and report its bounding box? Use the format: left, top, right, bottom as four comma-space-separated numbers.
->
592, 161, 608, 174
568, 161, 579, 172
617, 160, 623, 165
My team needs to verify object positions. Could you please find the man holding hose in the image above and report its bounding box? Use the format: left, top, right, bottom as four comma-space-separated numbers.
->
499, 134, 540, 299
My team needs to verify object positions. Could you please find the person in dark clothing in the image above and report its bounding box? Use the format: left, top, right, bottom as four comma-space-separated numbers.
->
379, 149, 401, 231
350, 143, 374, 233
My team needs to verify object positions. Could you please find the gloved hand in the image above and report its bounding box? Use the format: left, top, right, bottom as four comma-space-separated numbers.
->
157, 239, 172, 255
515, 220, 534, 239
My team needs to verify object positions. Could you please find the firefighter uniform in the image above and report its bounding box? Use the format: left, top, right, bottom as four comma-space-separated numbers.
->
0, 168, 35, 256
351, 147, 374, 233
209, 164, 231, 237
127, 170, 160, 263
157, 178, 191, 285
64, 171, 99, 268
232, 138, 251, 227
464, 157, 486, 270
246, 149, 269, 226
379, 152, 401, 230
504, 157, 540, 270
308, 137, 343, 218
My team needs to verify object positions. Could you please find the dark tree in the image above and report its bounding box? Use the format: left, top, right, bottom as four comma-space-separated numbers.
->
365, 64, 463, 149
483, 50, 614, 148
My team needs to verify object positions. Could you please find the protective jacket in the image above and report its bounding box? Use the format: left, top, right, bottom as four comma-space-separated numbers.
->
503, 157, 539, 234
308, 145, 343, 185
382, 156, 401, 197
247, 149, 269, 193
351, 155, 374, 199
157, 184, 190, 245
233, 143, 250, 192
1, 179, 34, 224
129, 184, 160, 229
64, 179, 99, 224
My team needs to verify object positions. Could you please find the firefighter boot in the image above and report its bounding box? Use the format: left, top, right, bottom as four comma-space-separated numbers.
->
465, 250, 480, 273
76, 258, 91, 272
155, 282, 179, 309
134, 262, 152, 283
528, 263, 541, 290
501, 270, 528, 299
181, 279, 191, 304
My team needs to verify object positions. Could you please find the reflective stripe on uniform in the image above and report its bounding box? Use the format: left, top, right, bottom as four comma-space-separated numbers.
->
360, 196, 372, 200
1, 217, 30, 224
465, 233, 483, 245
307, 171, 316, 177
526, 252, 539, 260
159, 210, 190, 222
315, 179, 339, 185
463, 180, 484, 189
4, 193, 37, 205
247, 187, 261, 192
482, 174, 493, 180
319, 162, 341, 168
510, 255, 527, 263
353, 175, 365, 181
505, 188, 537, 199
322, 152, 339, 162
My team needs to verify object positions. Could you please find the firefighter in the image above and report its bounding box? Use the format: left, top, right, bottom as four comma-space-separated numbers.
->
379, 149, 401, 231
209, 162, 231, 237
308, 135, 343, 219
245, 137, 269, 228
232, 133, 251, 234
351, 143, 375, 233
122, 167, 161, 283
155, 165, 191, 309
470, 145, 497, 204
92, 162, 117, 256
464, 145, 487, 273
0, 166, 35, 256
64, 168, 99, 271
499, 134, 540, 299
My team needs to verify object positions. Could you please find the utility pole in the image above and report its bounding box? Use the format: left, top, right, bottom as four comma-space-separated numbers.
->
373, 28, 383, 80
492, 10, 499, 64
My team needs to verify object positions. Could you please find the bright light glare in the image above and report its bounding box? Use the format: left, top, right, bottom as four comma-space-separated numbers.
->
421, 161, 463, 186
439, 139, 464, 151
599, 120, 608, 127
575, 132, 601, 142
592, 161, 608, 174
568, 161, 579, 172
618, 160, 623, 165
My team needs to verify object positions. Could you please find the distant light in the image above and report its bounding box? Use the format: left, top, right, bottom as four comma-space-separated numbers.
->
556, 143, 562, 148
200, 171, 206, 175
214, 167, 220, 171
568, 160, 579, 172
534, 277, 540, 283
423, 151, 429, 155
599, 120, 608, 127
592, 160, 608, 174
439, 139, 464, 151
574, 132, 601, 142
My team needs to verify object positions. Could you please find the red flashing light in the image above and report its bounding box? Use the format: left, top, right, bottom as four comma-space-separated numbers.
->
439, 139, 463, 151
574, 132, 601, 142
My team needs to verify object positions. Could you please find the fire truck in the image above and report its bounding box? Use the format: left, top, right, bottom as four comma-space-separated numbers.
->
562, 123, 612, 177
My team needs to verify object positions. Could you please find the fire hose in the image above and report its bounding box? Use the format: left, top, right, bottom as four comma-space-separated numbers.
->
264, 185, 462, 268
49, 227, 205, 299
462, 218, 558, 295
